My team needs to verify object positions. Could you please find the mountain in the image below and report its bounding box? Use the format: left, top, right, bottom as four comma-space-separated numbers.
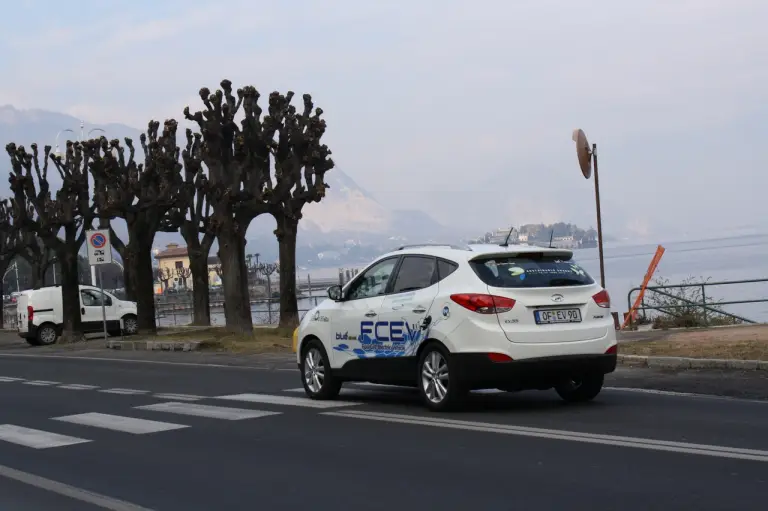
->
0, 105, 452, 267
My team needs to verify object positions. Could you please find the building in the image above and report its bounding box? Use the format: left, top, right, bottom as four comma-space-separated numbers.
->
551, 236, 576, 249
153, 243, 221, 292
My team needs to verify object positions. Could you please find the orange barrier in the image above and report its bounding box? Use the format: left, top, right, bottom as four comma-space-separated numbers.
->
621, 245, 665, 329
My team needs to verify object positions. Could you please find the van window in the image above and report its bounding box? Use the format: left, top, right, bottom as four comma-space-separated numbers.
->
81, 290, 112, 307
470, 255, 594, 288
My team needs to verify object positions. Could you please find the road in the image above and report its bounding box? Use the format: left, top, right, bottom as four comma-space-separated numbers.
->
0, 353, 766, 510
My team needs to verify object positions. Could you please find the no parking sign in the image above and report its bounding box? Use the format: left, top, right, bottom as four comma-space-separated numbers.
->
86, 229, 112, 265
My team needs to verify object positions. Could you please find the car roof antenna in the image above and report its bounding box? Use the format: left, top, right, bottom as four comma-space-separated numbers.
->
500, 225, 515, 247
548, 229, 554, 248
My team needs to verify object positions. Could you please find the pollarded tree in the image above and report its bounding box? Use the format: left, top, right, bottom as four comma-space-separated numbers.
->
6, 141, 95, 342
183, 81, 274, 333
87, 121, 184, 333
264, 92, 334, 328
184, 81, 334, 331
0, 199, 22, 328
163, 129, 216, 325
18, 229, 55, 289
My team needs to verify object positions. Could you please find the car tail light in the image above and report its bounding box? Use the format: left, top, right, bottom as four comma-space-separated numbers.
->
27, 305, 33, 322
605, 344, 618, 355
450, 294, 516, 314
592, 290, 610, 308
487, 352, 514, 363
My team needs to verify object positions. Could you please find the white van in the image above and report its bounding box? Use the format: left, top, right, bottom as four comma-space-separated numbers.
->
17, 285, 138, 346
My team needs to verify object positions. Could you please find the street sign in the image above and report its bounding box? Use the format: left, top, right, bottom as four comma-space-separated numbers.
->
86, 230, 112, 265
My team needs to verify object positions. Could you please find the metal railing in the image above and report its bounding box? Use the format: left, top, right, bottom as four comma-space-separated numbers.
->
626, 278, 768, 327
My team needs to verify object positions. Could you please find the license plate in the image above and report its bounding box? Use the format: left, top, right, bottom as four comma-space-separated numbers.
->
535, 308, 582, 324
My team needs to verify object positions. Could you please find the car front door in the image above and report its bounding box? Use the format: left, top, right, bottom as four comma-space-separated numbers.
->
330, 256, 400, 366
80, 289, 117, 334
379, 255, 440, 357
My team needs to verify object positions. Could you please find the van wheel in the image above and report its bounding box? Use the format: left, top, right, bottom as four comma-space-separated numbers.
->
122, 315, 138, 335
301, 340, 341, 400
417, 343, 465, 412
555, 373, 604, 403
36, 324, 58, 346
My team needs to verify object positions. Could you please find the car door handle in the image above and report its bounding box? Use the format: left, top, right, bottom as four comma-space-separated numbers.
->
364, 311, 377, 317
412, 307, 427, 313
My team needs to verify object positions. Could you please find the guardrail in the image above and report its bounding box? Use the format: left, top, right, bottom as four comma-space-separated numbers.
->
626, 278, 768, 327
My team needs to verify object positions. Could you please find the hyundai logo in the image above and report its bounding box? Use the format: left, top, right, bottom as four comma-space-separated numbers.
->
551, 294, 564, 303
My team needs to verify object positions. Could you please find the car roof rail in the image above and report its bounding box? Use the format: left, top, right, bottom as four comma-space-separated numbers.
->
396, 243, 471, 251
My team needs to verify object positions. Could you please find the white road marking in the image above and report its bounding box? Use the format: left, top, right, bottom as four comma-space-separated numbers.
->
214, 393, 362, 409
283, 388, 305, 393
0, 425, 91, 449
605, 386, 768, 404
0, 352, 279, 370
58, 384, 100, 390
99, 388, 149, 395
0, 376, 24, 382
23, 380, 59, 386
136, 402, 282, 420
152, 393, 205, 402
53, 413, 188, 434
0, 463, 154, 511
324, 410, 768, 463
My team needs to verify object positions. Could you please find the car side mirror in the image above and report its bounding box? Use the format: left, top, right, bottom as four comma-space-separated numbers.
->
327, 285, 343, 301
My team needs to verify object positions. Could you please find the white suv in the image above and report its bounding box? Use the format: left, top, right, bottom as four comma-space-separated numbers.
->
296, 243, 617, 411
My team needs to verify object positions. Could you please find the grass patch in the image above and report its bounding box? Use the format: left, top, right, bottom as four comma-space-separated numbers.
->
131, 326, 293, 354
620, 338, 768, 361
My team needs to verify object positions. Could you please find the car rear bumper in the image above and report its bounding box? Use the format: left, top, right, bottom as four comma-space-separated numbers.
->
18, 323, 37, 339
453, 352, 617, 391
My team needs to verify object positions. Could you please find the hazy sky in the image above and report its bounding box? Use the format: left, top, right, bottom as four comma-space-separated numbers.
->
1, 0, 766, 241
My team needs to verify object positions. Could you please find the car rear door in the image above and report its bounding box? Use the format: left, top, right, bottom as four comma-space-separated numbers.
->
379, 255, 440, 356
468, 251, 611, 343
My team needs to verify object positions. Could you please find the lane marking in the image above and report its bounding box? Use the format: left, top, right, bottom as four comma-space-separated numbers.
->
605, 386, 768, 404
323, 410, 768, 463
152, 393, 205, 402
99, 388, 149, 395
214, 393, 362, 409
0, 376, 24, 382
0, 352, 283, 370
23, 380, 59, 386
58, 384, 100, 390
136, 402, 282, 421
53, 413, 188, 434
0, 425, 91, 449
0, 463, 154, 511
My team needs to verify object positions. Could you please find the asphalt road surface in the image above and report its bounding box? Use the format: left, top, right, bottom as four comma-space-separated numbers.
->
0, 353, 766, 511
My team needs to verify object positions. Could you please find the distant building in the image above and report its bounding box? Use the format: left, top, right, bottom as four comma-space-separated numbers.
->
551, 236, 576, 249
154, 243, 221, 292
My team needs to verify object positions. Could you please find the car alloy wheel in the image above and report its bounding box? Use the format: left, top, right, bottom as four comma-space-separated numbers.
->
421, 350, 449, 404
304, 347, 326, 394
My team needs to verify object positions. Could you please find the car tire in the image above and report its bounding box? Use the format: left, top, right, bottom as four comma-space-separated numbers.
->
554, 373, 604, 403
122, 315, 138, 336
301, 340, 341, 400
36, 324, 58, 346
417, 343, 465, 412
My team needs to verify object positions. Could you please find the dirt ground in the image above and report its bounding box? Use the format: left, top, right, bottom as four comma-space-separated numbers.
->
618, 324, 768, 360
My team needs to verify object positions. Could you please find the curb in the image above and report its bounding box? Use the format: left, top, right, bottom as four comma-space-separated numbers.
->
106, 340, 201, 352
618, 354, 768, 371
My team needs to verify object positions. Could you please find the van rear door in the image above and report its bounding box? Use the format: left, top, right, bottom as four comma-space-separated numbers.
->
16, 293, 29, 334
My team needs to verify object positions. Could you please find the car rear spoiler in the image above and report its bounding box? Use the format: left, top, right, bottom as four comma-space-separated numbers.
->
468, 249, 574, 262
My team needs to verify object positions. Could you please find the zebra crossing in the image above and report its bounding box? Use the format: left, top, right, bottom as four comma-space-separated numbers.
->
0, 375, 366, 451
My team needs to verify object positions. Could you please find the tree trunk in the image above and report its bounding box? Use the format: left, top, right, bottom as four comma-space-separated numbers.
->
29, 262, 44, 289
217, 224, 252, 333
275, 214, 300, 329
0, 264, 5, 329
132, 238, 157, 334
188, 254, 211, 326
59, 249, 83, 343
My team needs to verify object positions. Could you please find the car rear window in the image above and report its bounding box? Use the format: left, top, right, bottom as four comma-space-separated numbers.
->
470, 255, 594, 288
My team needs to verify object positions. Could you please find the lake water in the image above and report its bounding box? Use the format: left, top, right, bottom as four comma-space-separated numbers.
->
158, 235, 768, 327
